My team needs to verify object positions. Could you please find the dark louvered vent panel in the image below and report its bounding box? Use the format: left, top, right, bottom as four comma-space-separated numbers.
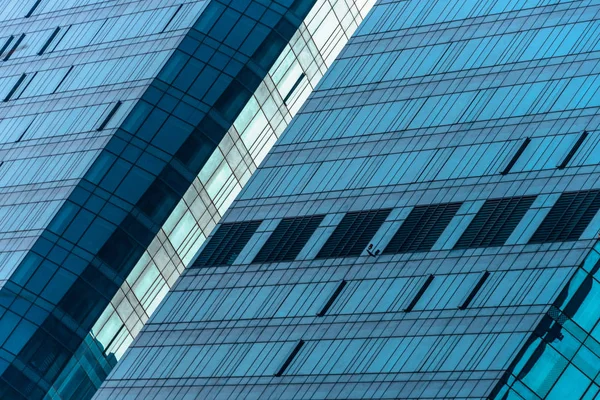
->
455, 196, 536, 249
530, 189, 600, 243
316, 209, 391, 259
253, 215, 325, 263
193, 220, 262, 267
384, 202, 462, 254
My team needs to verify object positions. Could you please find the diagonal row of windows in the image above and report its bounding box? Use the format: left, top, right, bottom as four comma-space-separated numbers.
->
0, 2, 211, 106
0, 25, 64, 63
275, 331, 521, 378
157, 263, 568, 325
501, 131, 590, 175
249, 129, 597, 200
115, 328, 525, 381
193, 188, 600, 268
147, 264, 562, 378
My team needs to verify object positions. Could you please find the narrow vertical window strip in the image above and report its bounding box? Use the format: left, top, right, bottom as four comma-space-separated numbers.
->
0, 36, 14, 59
501, 137, 531, 175
48, 25, 71, 53
89, 19, 108, 45
25, 0, 42, 18
317, 280, 347, 316
274, 340, 305, 377
16, 119, 35, 142
459, 271, 490, 310
38, 27, 60, 55
97, 101, 123, 131
557, 131, 589, 169
404, 275, 434, 312
52, 65, 74, 94
12, 72, 37, 100
3, 34, 25, 61
102, 324, 126, 357
283, 73, 306, 104
161, 4, 184, 33
4, 74, 27, 102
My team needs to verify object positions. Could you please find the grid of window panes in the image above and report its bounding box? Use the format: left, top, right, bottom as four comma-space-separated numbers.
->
62, 1, 374, 399
491, 241, 600, 399
0, 1, 375, 399
97, 0, 600, 399
0, 1, 206, 398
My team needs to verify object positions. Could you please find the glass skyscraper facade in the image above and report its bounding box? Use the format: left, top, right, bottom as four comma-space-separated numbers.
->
97, 0, 600, 399
0, 1, 374, 399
